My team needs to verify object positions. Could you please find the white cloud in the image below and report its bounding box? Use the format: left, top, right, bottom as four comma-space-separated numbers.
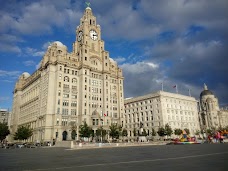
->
25, 47, 44, 57
23, 60, 36, 66
121, 61, 159, 74
0, 70, 21, 79
0, 96, 10, 102
114, 57, 126, 64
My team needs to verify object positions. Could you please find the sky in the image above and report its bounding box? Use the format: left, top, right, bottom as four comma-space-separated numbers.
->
0, 0, 228, 110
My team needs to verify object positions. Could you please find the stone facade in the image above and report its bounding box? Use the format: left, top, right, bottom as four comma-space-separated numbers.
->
10, 7, 124, 143
218, 108, 228, 128
124, 91, 200, 139
198, 84, 220, 130
0, 109, 10, 124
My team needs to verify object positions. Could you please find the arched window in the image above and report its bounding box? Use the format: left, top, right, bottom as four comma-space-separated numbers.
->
64, 76, 69, 82
72, 78, 77, 83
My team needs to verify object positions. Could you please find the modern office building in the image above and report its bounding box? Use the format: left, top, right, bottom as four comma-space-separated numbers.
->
124, 91, 200, 139
11, 6, 124, 143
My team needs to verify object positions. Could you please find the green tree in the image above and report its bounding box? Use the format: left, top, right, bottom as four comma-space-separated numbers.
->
174, 128, 182, 137
14, 125, 33, 141
184, 128, 190, 135
109, 123, 120, 139
122, 129, 128, 137
157, 127, 166, 137
206, 129, 213, 136
195, 130, 200, 138
79, 122, 93, 138
140, 129, 147, 136
122, 129, 128, 142
151, 128, 156, 136
0, 122, 10, 142
165, 124, 173, 137
96, 126, 107, 141
133, 128, 138, 136
71, 130, 77, 140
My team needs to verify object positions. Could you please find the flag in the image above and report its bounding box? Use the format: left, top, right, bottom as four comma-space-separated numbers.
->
104, 114, 107, 116
173, 85, 176, 88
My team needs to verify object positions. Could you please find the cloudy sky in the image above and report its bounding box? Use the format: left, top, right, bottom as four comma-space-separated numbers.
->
0, 0, 228, 109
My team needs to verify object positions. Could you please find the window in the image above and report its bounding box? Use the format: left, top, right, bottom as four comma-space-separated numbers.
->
60, 66, 62, 71
63, 94, 69, 98
57, 108, 60, 114
64, 76, 69, 82
72, 78, 77, 83
71, 109, 77, 115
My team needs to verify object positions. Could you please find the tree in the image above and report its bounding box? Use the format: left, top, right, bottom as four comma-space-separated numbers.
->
206, 129, 213, 136
109, 123, 120, 139
79, 122, 93, 138
151, 128, 156, 136
195, 130, 201, 138
165, 124, 173, 137
122, 129, 128, 137
96, 126, 107, 141
133, 128, 138, 136
174, 128, 182, 137
71, 130, 77, 140
184, 128, 190, 135
157, 127, 166, 137
14, 125, 33, 141
122, 129, 128, 142
0, 122, 10, 142
140, 129, 147, 136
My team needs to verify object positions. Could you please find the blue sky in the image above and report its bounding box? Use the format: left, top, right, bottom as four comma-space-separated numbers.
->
0, 0, 228, 110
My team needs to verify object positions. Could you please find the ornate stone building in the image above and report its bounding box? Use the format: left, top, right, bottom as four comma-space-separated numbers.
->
0, 109, 10, 124
199, 84, 228, 129
124, 91, 200, 139
11, 6, 124, 142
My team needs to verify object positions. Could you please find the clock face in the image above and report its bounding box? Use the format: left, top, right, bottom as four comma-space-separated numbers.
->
90, 29, 98, 41
78, 31, 83, 42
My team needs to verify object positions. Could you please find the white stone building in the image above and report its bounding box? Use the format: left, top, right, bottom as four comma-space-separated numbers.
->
10, 6, 124, 143
198, 84, 228, 129
124, 91, 200, 139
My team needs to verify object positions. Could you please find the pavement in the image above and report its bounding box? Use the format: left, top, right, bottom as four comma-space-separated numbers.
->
70, 141, 169, 150
1, 143, 228, 171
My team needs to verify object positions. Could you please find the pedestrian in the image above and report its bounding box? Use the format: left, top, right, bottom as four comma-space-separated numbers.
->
217, 131, 221, 143
207, 135, 212, 144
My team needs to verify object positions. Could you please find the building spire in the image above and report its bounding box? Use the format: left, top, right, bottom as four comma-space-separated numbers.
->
85, 2, 91, 7
204, 83, 208, 90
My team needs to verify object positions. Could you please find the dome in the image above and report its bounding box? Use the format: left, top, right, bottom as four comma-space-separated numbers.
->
53, 41, 64, 47
86, 7, 91, 10
200, 90, 214, 97
200, 83, 214, 97
21, 72, 30, 79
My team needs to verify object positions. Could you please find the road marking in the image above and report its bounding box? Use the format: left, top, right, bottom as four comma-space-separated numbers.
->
24, 151, 228, 171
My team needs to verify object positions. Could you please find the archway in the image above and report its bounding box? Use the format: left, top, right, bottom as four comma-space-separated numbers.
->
62, 131, 68, 141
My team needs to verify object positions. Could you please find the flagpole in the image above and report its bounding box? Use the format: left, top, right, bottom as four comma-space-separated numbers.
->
189, 89, 191, 97
176, 85, 178, 94
161, 82, 163, 91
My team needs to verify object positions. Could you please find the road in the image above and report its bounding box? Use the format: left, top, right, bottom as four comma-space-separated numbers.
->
0, 143, 227, 171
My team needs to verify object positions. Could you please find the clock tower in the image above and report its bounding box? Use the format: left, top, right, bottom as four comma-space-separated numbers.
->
72, 5, 125, 134
73, 6, 108, 68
